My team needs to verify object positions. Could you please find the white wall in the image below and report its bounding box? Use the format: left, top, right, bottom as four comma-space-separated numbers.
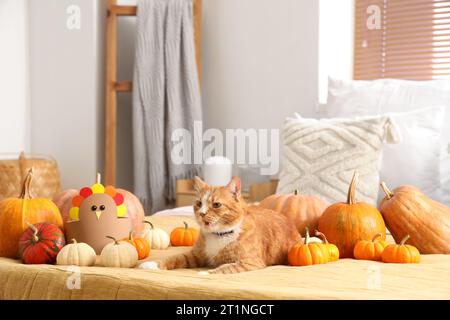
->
203, 0, 319, 130
1, 0, 345, 191
0, 0, 30, 155
114, 0, 320, 189
28, 0, 105, 189
318, 0, 354, 103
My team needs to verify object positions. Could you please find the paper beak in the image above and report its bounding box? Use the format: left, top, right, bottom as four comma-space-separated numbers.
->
95, 211, 102, 220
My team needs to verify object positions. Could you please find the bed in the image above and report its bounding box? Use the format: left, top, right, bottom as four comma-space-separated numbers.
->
0, 215, 449, 300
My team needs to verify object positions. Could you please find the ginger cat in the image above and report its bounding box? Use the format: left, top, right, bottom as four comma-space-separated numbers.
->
140, 176, 301, 274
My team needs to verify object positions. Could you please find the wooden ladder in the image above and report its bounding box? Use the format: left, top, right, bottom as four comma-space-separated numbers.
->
104, 0, 202, 185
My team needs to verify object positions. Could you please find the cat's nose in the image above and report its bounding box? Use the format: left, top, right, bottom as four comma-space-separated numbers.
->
199, 211, 207, 216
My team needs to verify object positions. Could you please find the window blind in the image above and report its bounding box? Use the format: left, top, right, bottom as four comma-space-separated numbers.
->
354, 0, 450, 80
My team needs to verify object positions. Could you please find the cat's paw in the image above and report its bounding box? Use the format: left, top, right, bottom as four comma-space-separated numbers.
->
138, 261, 160, 270
197, 271, 210, 276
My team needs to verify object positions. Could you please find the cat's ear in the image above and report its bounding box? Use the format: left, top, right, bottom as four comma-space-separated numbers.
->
193, 176, 207, 193
226, 176, 241, 199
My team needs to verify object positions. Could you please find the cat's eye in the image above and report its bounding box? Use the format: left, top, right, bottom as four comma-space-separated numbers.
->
91, 205, 97, 211
212, 202, 222, 209
195, 200, 202, 207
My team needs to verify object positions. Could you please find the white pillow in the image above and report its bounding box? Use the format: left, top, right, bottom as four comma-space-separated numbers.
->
442, 145, 450, 204
277, 114, 400, 204
327, 78, 450, 145
380, 107, 445, 202
325, 77, 450, 204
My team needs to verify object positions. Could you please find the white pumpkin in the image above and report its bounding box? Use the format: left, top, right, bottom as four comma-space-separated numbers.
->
100, 236, 138, 268
56, 239, 97, 266
143, 221, 170, 250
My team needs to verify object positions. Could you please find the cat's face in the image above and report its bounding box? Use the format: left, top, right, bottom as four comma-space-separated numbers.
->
193, 176, 245, 233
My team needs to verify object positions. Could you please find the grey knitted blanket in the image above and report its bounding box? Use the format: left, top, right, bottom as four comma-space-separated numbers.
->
133, 0, 202, 213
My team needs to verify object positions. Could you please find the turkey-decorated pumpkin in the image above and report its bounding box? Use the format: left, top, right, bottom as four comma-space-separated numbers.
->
379, 182, 450, 254
318, 171, 386, 258
0, 168, 63, 258
55, 185, 145, 234
64, 174, 130, 254
18, 222, 65, 264
259, 189, 328, 236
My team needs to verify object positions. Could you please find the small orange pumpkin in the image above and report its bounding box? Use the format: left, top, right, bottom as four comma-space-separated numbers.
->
382, 235, 420, 264
288, 227, 329, 266
170, 221, 199, 246
354, 233, 389, 261
122, 231, 150, 260
314, 230, 339, 261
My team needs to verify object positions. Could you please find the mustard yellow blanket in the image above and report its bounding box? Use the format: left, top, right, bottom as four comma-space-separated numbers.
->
0, 215, 449, 300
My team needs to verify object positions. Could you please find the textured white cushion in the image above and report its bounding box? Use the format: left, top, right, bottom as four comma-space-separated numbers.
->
277, 114, 399, 204
325, 78, 450, 204
381, 107, 445, 201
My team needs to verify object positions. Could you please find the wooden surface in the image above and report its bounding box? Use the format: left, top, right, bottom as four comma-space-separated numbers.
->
104, 0, 203, 185
113, 81, 132, 92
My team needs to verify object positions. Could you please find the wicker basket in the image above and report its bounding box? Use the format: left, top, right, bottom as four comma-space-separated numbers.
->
0, 152, 61, 200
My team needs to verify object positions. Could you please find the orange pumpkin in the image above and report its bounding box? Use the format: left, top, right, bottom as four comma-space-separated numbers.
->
318, 171, 386, 258
379, 182, 450, 254
122, 231, 150, 260
354, 233, 389, 261
55, 187, 146, 234
0, 168, 63, 258
288, 227, 329, 266
314, 230, 339, 261
170, 222, 199, 246
259, 190, 328, 236
382, 235, 421, 264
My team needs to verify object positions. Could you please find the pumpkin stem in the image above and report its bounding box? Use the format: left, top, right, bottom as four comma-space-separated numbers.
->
183, 221, 188, 229
380, 182, 394, 200
314, 230, 329, 244
96, 172, 101, 184
400, 235, 410, 246
71, 239, 77, 244
106, 236, 119, 245
346, 171, 358, 205
293, 189, 299, 195
143, 220, 154, 229
26, 222, 39, 243
304, 227, 310, 245
372, 233, 382, 242
128, 231, 133, 240
19, 168, 34, 200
